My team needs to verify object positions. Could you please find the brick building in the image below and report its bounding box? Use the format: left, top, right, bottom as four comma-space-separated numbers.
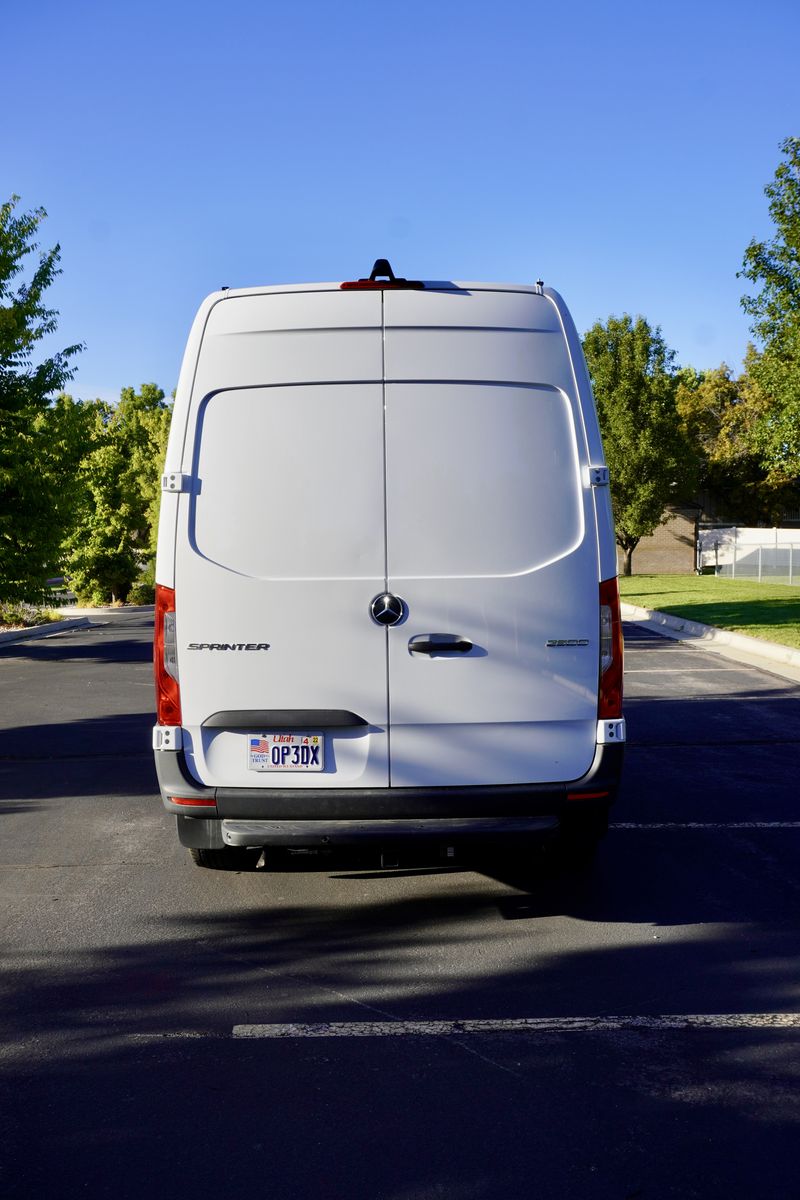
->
620, 506, 700, 574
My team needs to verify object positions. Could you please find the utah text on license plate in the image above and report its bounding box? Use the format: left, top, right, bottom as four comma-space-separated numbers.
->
248, 733, 324, 771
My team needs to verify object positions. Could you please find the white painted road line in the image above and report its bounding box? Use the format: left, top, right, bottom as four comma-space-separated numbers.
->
624, 666, 761, 673
610, 821, 800, 830
233, 1013, 800, 1038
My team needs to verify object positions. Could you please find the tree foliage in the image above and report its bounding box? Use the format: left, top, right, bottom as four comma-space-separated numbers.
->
675, 360, 798, 524
63, 385, 172, 605
739, 136, 800, 482
0, 197, 83, 601
0, 195, 174, 608
582, 315, 696, 574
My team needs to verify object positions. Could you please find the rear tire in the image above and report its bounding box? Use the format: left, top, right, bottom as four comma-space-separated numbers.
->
188, 847, 261, 871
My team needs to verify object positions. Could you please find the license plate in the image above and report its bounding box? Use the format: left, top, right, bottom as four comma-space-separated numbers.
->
248, 732, 324, 772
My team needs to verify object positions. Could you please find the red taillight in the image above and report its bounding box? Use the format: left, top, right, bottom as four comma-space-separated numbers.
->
598, 577, 623, 719
154, 584, 182, 725
169, 796, 216, 807
340, 279, 424, 290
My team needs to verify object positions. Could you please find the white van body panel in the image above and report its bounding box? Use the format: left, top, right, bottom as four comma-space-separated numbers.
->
169, 291, 389, 790
381, 289, 598, 786
176, 383, 390, 789
157, 280, 617, 796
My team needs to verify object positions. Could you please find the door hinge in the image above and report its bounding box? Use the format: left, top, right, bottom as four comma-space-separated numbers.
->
161, 472, 191, 493
597, 718, 625, 744
153, 725, 183, 751
585, 465, 610, 487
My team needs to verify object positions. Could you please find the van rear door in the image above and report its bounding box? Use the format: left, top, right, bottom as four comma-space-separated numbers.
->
173, 290, 389, 789
383, 288, 600, 787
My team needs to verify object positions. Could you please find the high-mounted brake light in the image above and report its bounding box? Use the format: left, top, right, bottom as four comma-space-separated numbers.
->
154, 584, 182, 725
340, 258, 424, 290
598, 577, 623, 719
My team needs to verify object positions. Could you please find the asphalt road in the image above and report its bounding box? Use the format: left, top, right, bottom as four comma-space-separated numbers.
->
1, 611, 799, 1200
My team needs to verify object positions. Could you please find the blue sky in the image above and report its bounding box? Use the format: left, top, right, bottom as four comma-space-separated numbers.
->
4, 0, 799, 401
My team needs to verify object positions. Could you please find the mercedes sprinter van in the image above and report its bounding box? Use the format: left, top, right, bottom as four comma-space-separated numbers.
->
153, 261, 624, 868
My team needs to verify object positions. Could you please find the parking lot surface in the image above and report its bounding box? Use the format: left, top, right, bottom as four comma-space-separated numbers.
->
0, 612, 799, 1199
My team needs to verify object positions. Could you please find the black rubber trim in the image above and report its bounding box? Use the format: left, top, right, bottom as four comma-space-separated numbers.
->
156, 743, 624, 819
201, 709, 369, 729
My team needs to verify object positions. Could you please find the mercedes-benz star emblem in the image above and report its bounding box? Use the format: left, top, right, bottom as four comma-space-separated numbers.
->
370, 592, 405, 627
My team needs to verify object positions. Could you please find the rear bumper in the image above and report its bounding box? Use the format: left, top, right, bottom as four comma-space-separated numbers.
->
221, 815, 560, 847
156, 742, 624, 836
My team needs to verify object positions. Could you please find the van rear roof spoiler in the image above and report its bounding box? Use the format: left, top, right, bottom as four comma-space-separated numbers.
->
340, 258, 425, 290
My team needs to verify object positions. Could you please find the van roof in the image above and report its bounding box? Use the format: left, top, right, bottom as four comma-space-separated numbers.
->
207, 281, 550, 302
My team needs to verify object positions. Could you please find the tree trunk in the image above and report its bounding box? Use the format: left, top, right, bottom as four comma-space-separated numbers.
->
621, 546, 634, 576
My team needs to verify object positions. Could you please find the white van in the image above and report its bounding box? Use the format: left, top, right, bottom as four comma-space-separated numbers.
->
153, 261, 624, 869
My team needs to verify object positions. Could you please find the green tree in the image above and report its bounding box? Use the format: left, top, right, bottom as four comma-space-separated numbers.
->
675, 365, 737, 460
582, 315, 696, 575
739, 136, 800, 481
119, 383, 173, 567
0, 196, 83, 601
676, 359, 800, 524
64, 385, 171, 604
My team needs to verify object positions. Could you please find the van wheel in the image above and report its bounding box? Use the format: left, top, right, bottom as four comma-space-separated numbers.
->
188, 847, 261, 871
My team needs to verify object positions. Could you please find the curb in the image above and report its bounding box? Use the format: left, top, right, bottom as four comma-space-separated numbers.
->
0, 617, 91, 645
53, 605, 155, 617
621, 601, 800, 679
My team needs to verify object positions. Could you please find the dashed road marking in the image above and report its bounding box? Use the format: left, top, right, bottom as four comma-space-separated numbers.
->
232, 1013, 800, 1038
610, 821, 800, 830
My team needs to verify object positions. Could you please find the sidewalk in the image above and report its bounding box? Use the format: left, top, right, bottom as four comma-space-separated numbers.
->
621, 601, 800, 685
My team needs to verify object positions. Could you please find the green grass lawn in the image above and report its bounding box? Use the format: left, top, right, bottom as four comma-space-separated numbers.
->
618, 574, 800, 650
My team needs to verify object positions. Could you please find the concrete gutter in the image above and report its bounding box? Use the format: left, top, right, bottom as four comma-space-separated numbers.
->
0, 617, 91, 645
621, 601, 800, 685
